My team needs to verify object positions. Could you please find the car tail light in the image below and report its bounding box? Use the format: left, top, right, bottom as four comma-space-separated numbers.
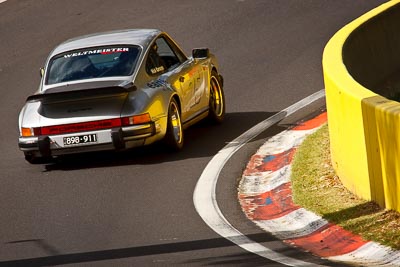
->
21, 127, 41, 137
40, 118, 122, 135
20, 113, 152, 137
121, 113, 151, 126
21, 127, 34, 137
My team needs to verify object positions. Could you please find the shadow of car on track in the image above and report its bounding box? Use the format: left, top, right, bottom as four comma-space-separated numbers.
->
43, 111, 285, 172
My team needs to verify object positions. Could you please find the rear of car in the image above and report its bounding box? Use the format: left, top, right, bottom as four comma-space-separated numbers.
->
18, 83, 157, 162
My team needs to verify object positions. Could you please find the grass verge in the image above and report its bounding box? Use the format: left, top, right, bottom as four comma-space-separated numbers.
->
291, 123, 400, 250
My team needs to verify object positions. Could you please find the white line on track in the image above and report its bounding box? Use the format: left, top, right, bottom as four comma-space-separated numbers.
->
193, 89, 326, 266
0, 0, 7, 4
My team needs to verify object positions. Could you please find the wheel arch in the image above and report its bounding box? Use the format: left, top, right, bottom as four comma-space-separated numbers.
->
210, 65, 223, 87
171, 93, 182, 114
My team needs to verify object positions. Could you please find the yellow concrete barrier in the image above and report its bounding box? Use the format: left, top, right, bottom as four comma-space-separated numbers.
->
323, 0, 400, 211
362, 96, 400, 210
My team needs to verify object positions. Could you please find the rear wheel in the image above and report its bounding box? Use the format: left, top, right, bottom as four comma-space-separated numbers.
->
164, 98, 184, 151
208, 71, 225, 124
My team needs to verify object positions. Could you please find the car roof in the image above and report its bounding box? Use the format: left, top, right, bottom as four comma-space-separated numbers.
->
50, 29, 161, 56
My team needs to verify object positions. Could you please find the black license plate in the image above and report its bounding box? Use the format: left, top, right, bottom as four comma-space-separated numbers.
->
63, 134, 97, 146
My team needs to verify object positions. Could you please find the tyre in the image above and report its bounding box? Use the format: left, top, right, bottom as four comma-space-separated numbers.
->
208, 71, 225, 124
164, 98, 184, 151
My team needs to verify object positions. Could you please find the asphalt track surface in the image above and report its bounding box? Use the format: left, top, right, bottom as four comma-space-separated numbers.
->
0, 1, 387, 266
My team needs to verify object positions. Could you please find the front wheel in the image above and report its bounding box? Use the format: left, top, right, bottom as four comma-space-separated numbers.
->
164, 98, 184, 151
208, 71, 225, 124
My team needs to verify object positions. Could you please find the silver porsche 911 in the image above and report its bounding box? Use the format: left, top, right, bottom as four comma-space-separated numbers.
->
18, 29, 225, 163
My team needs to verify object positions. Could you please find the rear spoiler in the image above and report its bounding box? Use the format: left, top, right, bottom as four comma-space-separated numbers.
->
26, 84, 137, 103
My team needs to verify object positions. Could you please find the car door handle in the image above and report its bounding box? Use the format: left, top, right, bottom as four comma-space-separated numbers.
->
179, 76, 185, 83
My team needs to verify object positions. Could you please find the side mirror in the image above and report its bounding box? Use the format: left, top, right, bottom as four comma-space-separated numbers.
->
192, 48, 209, 59
40, 67, 45, 78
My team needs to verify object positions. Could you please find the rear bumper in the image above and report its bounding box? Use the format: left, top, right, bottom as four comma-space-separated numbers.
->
19, 123, 157, 157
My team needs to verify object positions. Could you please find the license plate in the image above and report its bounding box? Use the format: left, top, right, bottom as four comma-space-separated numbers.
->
63, 134, 97, 146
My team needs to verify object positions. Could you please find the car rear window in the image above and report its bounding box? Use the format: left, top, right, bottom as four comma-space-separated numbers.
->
46, 45, 141, 85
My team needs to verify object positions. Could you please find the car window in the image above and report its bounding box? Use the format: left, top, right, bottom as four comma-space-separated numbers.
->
146, 36, 186, 76
46, 45, 140, 85
146, 44, 167, 76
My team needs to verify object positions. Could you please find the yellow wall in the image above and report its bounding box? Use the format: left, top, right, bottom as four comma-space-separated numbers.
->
363, 96, 400, 210
323, 0, 400, 210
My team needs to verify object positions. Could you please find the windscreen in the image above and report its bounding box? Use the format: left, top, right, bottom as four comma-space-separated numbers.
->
46, 46, 141, 85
